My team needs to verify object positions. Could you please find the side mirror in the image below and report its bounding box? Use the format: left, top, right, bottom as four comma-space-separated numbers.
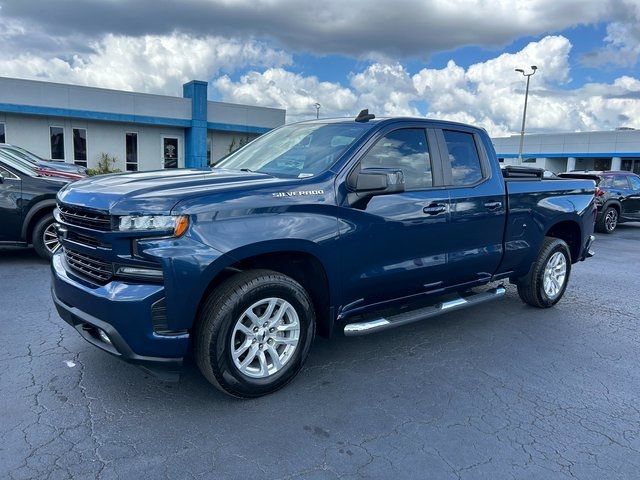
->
355, 169, 405, 196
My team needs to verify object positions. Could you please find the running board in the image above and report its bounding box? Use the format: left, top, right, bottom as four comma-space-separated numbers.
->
343, 285, 506, 336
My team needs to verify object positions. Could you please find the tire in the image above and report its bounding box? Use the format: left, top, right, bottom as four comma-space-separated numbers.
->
517, 237, 572, 308
32, 213, 60, 260
596, 206, 618, 234
194, 269, 315, 398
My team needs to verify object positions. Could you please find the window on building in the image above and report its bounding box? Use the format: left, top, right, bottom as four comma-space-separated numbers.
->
163, 137, 179, 168
443, 130, 484, 186
360, 128, 432, 190
73, 128, 87, 166
126, 132, 138, 171
207, 136, 212, 166
0, 123, 5, 143
50, 126, 65, 160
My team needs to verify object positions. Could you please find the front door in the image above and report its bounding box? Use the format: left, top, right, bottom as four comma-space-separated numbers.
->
0, 162, 23, 242
338, 127, 451, 312
162, 137, 179, 169
437, 128, 506, 285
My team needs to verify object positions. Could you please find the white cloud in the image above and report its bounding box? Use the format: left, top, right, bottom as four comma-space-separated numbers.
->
0, 33, 291, 95
0, 0, 623, 59
214, 35, 640, 135
215, 69, 358, 119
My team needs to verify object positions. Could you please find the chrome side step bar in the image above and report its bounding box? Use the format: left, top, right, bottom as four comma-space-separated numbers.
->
343, 285, 506, 336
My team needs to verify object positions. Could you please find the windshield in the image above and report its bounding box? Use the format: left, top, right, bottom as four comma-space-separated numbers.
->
216, 122, 370, 178
0, 150, 38, 175
2, 147, 42, 165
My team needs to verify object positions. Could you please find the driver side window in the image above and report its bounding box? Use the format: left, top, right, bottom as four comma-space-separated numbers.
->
360, 129, 432, 190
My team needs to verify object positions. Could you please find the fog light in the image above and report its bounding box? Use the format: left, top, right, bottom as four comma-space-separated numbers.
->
97, 328, 112, 345
116, 266, 164, 280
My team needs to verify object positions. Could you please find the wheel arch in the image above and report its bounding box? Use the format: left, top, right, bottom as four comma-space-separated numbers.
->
21, 199, 56, 243
197, 242, 336, 338
545, 219, 581, 263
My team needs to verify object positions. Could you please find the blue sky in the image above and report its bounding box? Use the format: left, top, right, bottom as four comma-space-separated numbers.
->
1, 0, 639, 135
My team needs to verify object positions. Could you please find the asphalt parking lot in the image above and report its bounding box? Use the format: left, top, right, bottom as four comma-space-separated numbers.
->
1, 225, 639, 480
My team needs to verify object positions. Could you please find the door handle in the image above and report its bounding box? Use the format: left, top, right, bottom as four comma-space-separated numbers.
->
423, 203, 447, 215
484, 201, 503, 211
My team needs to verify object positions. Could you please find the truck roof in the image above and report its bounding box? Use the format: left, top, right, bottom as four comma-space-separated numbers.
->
292, 116, 487, 132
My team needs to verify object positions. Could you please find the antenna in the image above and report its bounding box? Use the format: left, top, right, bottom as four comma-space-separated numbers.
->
355, 109, 375, 122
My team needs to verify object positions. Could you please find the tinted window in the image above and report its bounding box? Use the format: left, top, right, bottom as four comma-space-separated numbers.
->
629, 175, 640, 190
50, 126, 65, 160
599, 176, 613, 187
0, 123, 5, 143
443, 130, 483, 185
613, 175, 630, 189
73, 128, 87, 166
126, 132, 138, 171
360, 128, 432, 190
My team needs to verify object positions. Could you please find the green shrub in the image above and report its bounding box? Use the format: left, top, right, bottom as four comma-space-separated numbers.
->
87, 153, 122, 176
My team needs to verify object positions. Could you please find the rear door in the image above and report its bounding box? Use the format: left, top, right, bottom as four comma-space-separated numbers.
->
436, 127, 506, 285
0, 161, 23, 241
612, 174, 635, 219
625, 175, 640, 219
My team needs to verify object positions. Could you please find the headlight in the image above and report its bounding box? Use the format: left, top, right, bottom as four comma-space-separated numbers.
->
118, 215, 189, 236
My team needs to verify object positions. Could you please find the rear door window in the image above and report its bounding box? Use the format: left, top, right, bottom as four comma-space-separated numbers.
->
628, 175, 640, 190
442, 130, 484, 186
613, 175, 630, 189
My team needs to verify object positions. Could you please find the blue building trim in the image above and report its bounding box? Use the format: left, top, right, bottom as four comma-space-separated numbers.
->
207, 122, 271, 135
498, 152, 640, 158
0, 102, 192, 127
182, 80, 209, 168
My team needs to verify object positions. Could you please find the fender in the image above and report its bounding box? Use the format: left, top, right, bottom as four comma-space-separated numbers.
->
200, 238, 338, 304
21, 198, 57, 241
600, 198, 621, 213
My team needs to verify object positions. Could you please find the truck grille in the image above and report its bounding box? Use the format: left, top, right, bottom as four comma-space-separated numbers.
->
64, 248, 113, 283
58, 205, 112, 231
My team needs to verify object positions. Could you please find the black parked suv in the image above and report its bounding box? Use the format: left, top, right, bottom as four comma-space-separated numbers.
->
560, 171, 640, 233
0, 150, 68, 259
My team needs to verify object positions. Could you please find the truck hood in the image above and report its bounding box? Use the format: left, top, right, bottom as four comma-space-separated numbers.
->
57, 168, 287, 214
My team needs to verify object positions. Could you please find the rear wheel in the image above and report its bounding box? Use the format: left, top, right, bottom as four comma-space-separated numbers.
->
32, 213, 60, 260
596, 206, 618, 233
517, 237, 571, 308
194, 269, 315, 398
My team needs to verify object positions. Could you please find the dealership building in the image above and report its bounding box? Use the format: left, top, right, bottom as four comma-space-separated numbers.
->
0, 77, 285, 171
493, 129, 640, 174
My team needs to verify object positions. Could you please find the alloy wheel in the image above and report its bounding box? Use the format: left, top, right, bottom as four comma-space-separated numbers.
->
43, 223, 61, 254
543, 251, 567, 299
605, 209, 618, 232
230, 297, 300, 379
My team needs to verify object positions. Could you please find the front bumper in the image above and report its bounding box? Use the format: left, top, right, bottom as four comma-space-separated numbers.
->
51, 252, 187, 380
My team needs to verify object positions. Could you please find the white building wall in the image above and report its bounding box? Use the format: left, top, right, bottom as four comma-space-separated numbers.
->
3, 113, 184, 171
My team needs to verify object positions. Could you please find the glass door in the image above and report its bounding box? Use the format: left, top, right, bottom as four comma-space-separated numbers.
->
162, 137, 179, 169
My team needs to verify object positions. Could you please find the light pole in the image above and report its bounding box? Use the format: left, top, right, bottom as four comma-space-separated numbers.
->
515, 65, 537, 164
314, 102, 321, 119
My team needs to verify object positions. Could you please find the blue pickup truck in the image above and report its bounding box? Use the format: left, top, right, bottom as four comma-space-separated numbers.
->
51, 113, 596, 397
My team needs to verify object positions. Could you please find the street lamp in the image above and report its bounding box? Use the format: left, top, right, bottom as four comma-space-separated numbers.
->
515, 65, 537, 164
314, 102, 321, 119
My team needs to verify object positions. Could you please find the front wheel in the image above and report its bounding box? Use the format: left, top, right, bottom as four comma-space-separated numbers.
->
517, 237, 571, 308
194, 270, 315, 398
32, 213, 60, 260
